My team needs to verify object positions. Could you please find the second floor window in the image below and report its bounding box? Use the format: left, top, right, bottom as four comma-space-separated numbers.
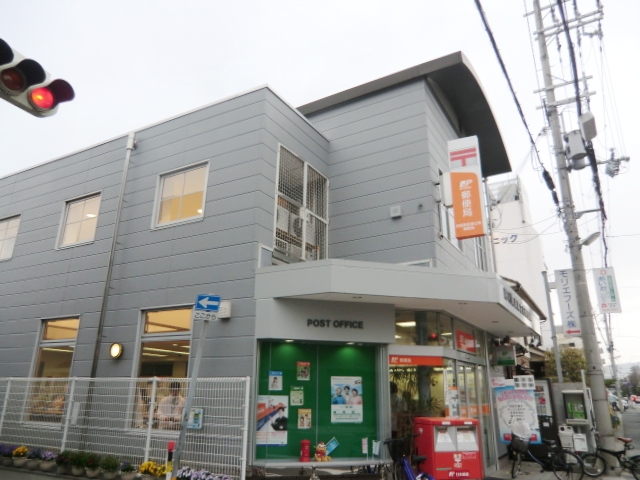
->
60, 195, 101, 247
156, 164, 208, 226
0, 215, 20, 260
274, 146, 328, 262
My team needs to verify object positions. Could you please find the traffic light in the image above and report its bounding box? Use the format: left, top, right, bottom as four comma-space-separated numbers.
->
0, 38, 74, 117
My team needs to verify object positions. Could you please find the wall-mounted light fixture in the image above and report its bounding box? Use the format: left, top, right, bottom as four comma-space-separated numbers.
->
109, 343, 123, 359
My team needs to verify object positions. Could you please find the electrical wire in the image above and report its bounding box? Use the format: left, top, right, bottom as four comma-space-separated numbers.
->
555, 0, 609, 263
474, 0, 560, 213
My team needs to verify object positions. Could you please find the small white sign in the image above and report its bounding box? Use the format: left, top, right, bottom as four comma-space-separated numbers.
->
555, 269, 581, 336
592, 267, 622, 314
193, 311, 217, 321
187, 408, 204, 429
362, 438, 368, 455
491, 377, 506, 388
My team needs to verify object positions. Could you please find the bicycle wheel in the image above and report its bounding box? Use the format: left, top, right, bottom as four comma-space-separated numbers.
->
581, 453, 606, 477
393, 461, 405, 480
628, 457, 640, 480
551, 451, 584, 480
511, 452, 522, 479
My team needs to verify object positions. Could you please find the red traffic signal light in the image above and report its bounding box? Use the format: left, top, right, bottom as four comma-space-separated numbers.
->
0, 38, 74, 117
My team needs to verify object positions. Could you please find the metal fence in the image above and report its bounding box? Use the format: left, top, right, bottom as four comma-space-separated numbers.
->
0, 377, 250, 479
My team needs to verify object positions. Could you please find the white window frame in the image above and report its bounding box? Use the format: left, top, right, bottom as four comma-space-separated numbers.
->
272, 144, 328, 262
438, 171, 463, 251
31, 316, 80, 377
151, 161, 210, 230
474, 235, 488, 272
133, 305, 195, 378
127, 305, 194, 431
56, 192, 102, 249
0, 214, 21, 261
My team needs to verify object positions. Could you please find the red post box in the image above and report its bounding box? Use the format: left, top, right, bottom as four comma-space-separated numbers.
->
413, 417, 483, 480
300, 439, 311, 462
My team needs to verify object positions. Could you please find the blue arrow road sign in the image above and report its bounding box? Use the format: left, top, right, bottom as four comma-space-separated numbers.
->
195, 295, 221, 312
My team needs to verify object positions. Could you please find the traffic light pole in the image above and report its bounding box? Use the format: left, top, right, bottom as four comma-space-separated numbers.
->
533, 0, 614, 447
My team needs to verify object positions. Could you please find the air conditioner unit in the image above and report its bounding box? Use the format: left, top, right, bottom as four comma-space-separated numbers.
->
291, 215, 304, 238
275, 238, 289, 252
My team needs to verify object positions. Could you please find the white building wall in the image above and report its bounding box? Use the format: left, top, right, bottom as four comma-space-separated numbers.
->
489, 176, 553, 347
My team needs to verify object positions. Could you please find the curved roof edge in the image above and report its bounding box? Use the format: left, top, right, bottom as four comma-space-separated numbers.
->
297, 51, 511, 177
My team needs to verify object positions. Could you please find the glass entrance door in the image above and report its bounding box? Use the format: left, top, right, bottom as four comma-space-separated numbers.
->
458, 362, 495, 470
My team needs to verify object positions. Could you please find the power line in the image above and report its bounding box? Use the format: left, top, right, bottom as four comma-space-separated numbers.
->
473, 0, 560, 212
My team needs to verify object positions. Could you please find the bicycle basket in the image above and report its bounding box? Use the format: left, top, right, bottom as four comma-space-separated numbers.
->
511, 435, 530, 454
386, 436, 412, 461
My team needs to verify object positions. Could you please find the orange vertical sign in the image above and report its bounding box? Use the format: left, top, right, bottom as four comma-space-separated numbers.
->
450, 168, 486, 240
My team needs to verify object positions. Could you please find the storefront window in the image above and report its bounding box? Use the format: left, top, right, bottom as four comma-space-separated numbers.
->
134, 308, 191, 430
438, 313, 454, 348
256, 341, 377, 461
389, 360, 448, 437
454, 323, 477, 355
395, 311, 455, 347
30, 318, 79, 423
138, 308, 192, 376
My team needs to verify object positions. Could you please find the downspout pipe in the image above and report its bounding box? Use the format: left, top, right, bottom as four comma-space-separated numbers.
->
90, 132, 136, 378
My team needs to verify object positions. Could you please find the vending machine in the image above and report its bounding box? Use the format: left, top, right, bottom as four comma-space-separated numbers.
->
413, 417, 483, 480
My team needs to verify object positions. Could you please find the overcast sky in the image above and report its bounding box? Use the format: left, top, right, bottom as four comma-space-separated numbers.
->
1, 1, 638, 366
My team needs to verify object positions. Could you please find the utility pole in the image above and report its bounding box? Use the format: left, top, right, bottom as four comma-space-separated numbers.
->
603, 313, 622, 403
532, 0, 614, 448
542, 271, 563, 383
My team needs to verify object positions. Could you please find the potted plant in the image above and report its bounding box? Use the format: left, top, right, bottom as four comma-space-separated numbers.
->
121, 461, 137, 480
100, 455, 120, 480
12, 445, 28, 467
85, 452, 102, 478
56, 450, 72, 474
26, 448, 42, 469
176, 466, 193, 479
0, 444, 16, 467
41, 451, 57, 472
69, 450, 88, 476
140, 460, 165, 479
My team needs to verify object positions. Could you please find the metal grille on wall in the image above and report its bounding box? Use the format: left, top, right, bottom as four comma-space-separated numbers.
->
275, 146, 328, 262
0, 377, 250, 480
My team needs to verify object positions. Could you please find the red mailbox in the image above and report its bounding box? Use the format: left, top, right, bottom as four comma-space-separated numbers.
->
413, 417, 483, 480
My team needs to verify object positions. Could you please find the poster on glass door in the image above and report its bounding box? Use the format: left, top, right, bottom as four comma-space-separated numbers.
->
256, 395, 289, 445
330, 376, 363, 423
494, 381, 540, 444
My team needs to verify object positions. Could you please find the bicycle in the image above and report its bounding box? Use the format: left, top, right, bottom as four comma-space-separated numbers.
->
581, 431, 640, 479
510, 435, 584, 480
383, 433, 430, 480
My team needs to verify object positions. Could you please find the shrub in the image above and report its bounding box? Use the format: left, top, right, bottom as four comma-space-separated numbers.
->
0, 444, 16, 458
85, 452, 101, 470
121, 462, 136, 473
68, 451, 88, 468
100, 455, 120, 472
27, 448, 42, 460
56, 450, 72, 466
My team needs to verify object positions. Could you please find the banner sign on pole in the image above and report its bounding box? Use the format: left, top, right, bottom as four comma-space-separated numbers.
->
555, 269, 581, 336
592, 267, 622, 314
443, 136, 487, 241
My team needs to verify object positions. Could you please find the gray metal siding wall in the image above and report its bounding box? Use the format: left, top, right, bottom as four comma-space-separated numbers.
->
257, 90, 331, 247
0, 138, 128, 377
100, 89, 273, 378
423, 82, 481, 271
96, 87, 328, 378
305, 80, 437, 264
0, 87, 329, 380
305, 79, 482, 270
